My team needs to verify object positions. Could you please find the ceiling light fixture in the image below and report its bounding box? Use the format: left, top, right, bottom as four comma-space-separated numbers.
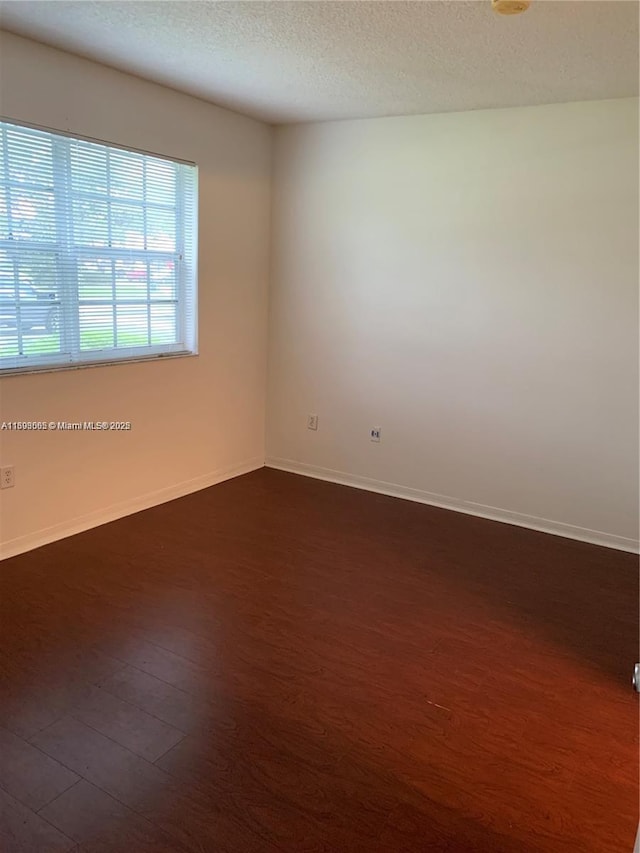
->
492, 0, 531, 14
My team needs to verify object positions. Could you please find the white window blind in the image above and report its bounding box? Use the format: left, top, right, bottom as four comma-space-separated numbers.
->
0, 119, 198, 375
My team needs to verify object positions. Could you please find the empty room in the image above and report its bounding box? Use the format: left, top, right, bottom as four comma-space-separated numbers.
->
0, 1, 638, 851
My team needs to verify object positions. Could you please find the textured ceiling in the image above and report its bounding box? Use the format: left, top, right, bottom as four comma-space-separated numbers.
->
0, 1, 637, 124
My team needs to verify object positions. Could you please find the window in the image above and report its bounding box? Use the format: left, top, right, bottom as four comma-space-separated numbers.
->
0, 119, 198, 374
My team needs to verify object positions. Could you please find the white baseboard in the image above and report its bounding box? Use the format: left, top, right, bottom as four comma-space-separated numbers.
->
5, 455, 636, 560
266, 457, 640, 554
0, 456, 264, 561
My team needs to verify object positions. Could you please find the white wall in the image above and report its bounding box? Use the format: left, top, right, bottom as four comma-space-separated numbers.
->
0, 32, 272, 557
267, 98, 639, 551
1, 36, 636, 557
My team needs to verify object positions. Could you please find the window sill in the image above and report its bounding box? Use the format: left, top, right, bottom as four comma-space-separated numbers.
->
0, 350, 198, 378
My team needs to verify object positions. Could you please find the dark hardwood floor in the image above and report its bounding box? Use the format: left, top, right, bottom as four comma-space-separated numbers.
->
0, 467, 637, 852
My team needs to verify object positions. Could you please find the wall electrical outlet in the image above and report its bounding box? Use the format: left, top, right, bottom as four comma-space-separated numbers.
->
370, 427, 381, 442
307, 414, 319, 431
0, 466, 15, 489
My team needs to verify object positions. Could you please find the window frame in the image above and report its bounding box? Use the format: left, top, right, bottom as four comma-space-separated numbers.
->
0, 117, 198, 377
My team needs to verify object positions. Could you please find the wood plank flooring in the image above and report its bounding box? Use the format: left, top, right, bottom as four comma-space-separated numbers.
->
0, 467, 637, 852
